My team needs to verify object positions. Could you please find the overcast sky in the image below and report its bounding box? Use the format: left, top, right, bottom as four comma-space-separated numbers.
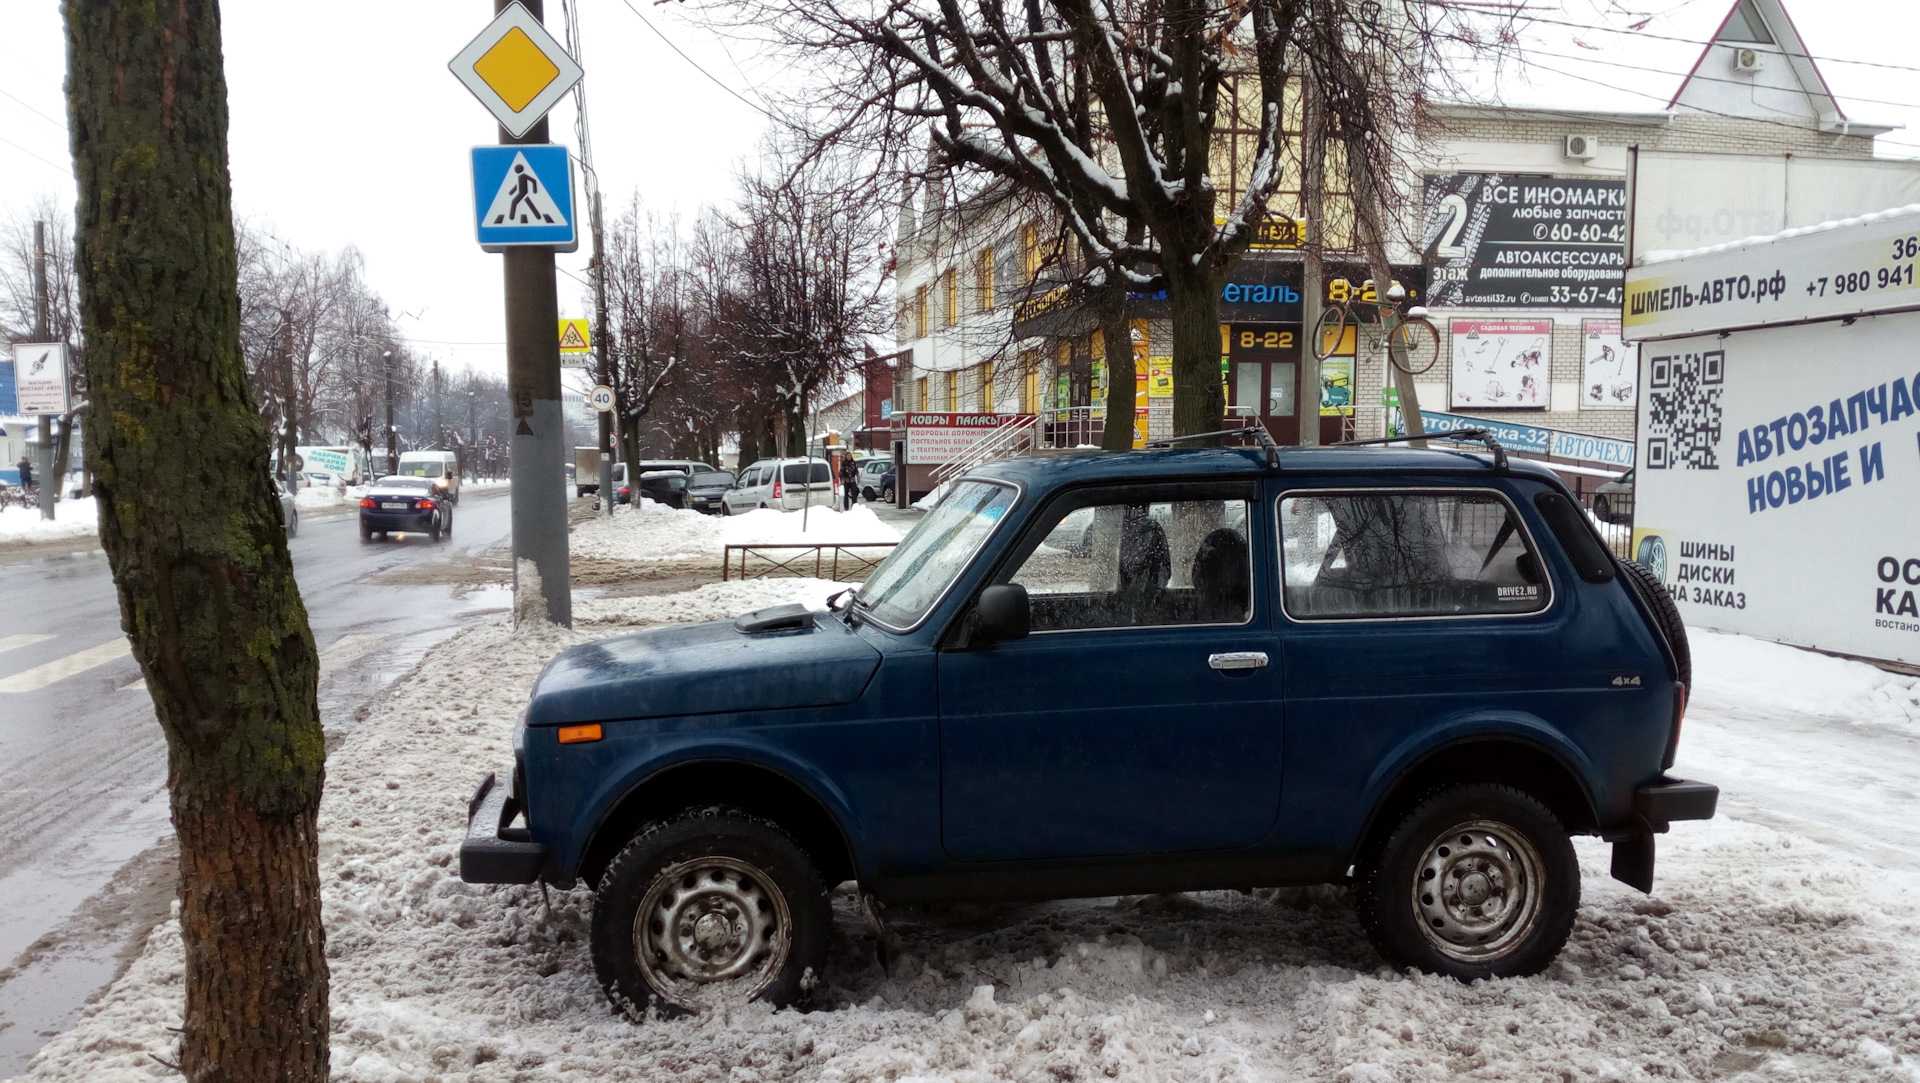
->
2, 0, 1917, 379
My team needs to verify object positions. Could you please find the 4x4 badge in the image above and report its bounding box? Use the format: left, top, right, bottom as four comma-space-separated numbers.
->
1609, 674, 1643, 688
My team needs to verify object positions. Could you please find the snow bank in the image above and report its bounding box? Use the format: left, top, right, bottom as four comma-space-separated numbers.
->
0, 497, 97, 545
293, 484, 364, 510
570, 501, 900, 565
18, 610, 1920, 1081
1692, 627, 1920, 738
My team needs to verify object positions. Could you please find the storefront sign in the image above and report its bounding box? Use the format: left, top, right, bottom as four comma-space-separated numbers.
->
1423, 174, 1626, 308
1420, 409, 1552, 456
1147, 358, 1173, 398
1449, 319, 1552, 409
901, 412, 1036, 464
1581, 319, 1633, 409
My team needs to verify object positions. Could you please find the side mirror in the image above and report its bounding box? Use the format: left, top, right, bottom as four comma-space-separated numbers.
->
974, 583, 1030, 643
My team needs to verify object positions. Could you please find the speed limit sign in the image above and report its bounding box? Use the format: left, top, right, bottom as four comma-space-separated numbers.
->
589, 384, 615, 412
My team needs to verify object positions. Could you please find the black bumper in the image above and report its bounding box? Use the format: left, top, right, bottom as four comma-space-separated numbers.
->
459, 772, 548, 884
361, 510, 436, 530
1610, 776, 1718, 894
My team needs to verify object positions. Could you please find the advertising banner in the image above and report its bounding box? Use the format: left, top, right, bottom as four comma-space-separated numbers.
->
11, 342, 69, 416
1629, 150, 1920, 263
1420, 409, 1552, 456
1632, 313, 1920, 665
1581, 319, 1634, 409
902, 412, 1036, 464
1623, 206, 1920, 341
1147, 358, 1173, 398
1422, 174, 1626, 308
1319, 357, 1354, 416
1449, 319, 1552, 409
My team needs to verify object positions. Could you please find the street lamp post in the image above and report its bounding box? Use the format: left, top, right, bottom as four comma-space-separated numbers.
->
383, 349, 396, 475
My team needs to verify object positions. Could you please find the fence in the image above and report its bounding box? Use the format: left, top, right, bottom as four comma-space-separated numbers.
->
721, 542, 900, 582
1564, 482, 1635, 561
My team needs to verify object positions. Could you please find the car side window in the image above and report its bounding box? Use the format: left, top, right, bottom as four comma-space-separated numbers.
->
1007, 498, 1253, 631
1278, 490, 1548, 620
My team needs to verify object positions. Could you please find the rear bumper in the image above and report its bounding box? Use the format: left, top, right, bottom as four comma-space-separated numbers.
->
459, 772, 548, 884
1610, 776, 1718, 894
361, 509, 436, 530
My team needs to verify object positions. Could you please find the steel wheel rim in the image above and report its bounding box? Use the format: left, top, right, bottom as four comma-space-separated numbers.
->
634, 856, 790, 1004
1411, 818, 1545, 962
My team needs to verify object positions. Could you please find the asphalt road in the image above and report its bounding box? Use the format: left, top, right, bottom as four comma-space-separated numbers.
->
0, 486, 517, 1075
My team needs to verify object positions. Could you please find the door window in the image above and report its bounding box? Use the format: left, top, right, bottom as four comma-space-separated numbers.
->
1278, 490, 1548, 619
1007, 498, 1253, 630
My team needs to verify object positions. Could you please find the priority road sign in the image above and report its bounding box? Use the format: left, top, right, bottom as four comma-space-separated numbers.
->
558, 318, 590, 353
449, 2, 584, 139
471, 145, 577, 252
589, 385, 615, 412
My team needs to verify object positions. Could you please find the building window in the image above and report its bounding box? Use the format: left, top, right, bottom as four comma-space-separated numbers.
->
943, 269, 958, 327
978, 248, 995, 312
945, 369, 958, 409
1022, 224, 1039, 283
914, 284, 928, 338
981, 361, 995, 411
1023, 370, 1039, 413
916, 376, 929, 411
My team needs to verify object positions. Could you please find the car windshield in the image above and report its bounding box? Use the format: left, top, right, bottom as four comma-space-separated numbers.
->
859, 480, 1016, 629
692, 472, 733, 486
397, 462, 440, 477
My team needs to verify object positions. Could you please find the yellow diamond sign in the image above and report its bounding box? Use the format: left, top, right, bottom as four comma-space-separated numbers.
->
450, 3, 583, 138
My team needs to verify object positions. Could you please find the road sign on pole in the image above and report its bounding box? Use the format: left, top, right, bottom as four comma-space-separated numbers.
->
12, 342, 68, 415
448, 2, 584, 138
471, 145, 577, 251
558, 318, 590, 353
589, 384, 614, 412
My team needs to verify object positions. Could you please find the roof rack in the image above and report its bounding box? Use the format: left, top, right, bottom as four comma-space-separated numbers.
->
1334, 427, 1509, 473
1144, 425, 1281, 470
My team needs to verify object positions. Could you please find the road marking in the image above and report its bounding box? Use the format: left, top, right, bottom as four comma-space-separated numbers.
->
121, 632, 387, 692
0, 634, 57, 657
0, 638, 132, 693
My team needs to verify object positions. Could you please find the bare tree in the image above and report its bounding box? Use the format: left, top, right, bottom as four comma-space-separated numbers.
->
0, 200, 90, 487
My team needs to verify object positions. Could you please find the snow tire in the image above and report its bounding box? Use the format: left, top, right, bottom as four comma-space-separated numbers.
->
591, 807, 830, 1019
1354, 784, 1578, 981
1619, 559, 1690, 687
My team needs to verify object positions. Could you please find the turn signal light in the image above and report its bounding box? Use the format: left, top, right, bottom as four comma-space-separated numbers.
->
557, 723, 602, 744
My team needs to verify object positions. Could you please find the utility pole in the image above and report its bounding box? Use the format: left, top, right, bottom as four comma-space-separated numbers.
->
33, 221, 55, 519
1298, 82, 1324, 449
497, 0, 572, 625
383, 349, 396, 474
592, 191, 614, 518
432, 358, 443, 448
280, 308, 297, 491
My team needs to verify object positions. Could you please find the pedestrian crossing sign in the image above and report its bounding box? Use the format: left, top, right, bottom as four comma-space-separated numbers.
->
470, 144, 577, 252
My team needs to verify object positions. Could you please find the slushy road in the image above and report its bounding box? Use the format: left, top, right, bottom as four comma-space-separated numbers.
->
0, 485, 517, 1075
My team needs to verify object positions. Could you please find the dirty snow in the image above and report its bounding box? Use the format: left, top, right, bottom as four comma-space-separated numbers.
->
14, 609, 1920, 1081
570, 501, 900, 564
0, 497, 97, 545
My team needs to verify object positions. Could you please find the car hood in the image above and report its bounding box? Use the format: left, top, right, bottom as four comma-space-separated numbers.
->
525, 613, 882, 726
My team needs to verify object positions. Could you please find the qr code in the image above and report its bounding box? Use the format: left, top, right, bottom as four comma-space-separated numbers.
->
1644, 349, 1723, 470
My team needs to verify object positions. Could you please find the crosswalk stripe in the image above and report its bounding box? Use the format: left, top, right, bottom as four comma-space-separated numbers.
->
0, 638, 132, 693
119, 632, 387, 692
0, 634, 57, 657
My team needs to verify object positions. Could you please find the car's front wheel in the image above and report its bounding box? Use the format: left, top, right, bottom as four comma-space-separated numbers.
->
591, 807, 829, 1018
1354, 784, 1577, 981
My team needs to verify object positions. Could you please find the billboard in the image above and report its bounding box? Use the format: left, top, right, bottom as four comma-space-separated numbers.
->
1581, 319, 1633, 410
1448, 319, 1552, 409
1629, 150, 1920, 264
1632, 314, 1920, 666
1422, 174, 1626, 308
902, 412, 1036, 464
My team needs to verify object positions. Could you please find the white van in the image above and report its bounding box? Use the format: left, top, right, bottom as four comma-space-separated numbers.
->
396, 450, 460, 504
721, 457, 837, 515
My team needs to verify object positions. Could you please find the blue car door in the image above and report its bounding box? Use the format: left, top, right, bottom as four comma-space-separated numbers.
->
936, 480, 1285, 862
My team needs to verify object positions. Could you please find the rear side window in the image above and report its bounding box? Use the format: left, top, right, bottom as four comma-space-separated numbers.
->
1279, 490, 1548, 619
783, 462, 830, 484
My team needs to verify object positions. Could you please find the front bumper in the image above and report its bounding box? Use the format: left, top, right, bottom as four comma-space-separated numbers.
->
459, 772, 548, 884
1610, 776, 1719, 894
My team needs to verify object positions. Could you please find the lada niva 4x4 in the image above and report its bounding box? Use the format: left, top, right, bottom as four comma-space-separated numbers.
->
461, 443, 1716, 1014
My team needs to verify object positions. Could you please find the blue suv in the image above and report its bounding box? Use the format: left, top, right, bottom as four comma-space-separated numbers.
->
461, 441, 1714, 1014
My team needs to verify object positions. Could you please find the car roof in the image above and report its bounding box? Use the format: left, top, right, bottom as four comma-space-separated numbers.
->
967, 445, 1565, 489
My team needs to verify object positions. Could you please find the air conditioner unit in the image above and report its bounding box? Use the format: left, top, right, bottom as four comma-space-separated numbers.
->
1733, 48, 1764, 73
1563, 134, 1598, 161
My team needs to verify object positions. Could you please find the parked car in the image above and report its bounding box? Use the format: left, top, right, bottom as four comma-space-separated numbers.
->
396, 450, 461, 505
461, 442, 1714, 1015
297, 469, 344, 491
1593, 469, 1634, 525
856, 456, 893, 501
358, 476, 452, 542
636, 470, 690, 509
685, 470, 735, 514
876, 464, 896, 503
615, 460, 715, 505
275, 477, 298, 538
720, 457, 837, 514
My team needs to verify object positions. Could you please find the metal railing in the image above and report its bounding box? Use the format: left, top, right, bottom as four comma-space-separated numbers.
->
1039, 406, 1104, 449
929, 415, 1037, 490
721, 541, 899, 582
1567, 485, 1635, 560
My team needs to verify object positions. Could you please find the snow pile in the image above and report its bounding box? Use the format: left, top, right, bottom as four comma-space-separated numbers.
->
466, 477, 510, 492
18, 607, 1920, 1081
570, 501, 900, 565
1692, 628, 1920, 737
293, 484, 365, 510
573, 577, 849, 627
0, 497, 97, 545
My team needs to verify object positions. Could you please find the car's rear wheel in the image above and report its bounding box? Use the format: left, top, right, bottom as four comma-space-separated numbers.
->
861, 485, 875, 501
429, 516, 443, 543
359, 522, 373, 542
591, 808, 829, 1019
1354, 784, 1577, 981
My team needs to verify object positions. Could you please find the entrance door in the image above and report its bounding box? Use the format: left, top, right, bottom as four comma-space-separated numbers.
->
937, 484, 1284, 862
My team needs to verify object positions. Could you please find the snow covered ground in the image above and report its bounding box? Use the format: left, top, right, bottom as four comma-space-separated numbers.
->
570, 501, 901, 565
0, 497, 97, 545
14, 608, 1920, 1081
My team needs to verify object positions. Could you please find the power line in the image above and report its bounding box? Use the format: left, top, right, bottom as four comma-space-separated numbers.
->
1515, 12, 1920, 76
613, 0, 781, 121
0, 86, 67, 133
0, 133, 72, 176
1518, 43, 1920, 116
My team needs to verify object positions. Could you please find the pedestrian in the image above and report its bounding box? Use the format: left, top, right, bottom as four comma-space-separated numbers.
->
16, 455, 33, 490
840, 455, 859, 511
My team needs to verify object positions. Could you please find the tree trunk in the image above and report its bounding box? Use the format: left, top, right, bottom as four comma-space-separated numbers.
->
1164, 256, 1225, 439
1099, 314, 1136, 452
52, 407, 79, 497
63, 2, 330, 1080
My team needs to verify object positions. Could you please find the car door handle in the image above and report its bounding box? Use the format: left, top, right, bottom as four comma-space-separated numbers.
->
1208, 651, 1269, 671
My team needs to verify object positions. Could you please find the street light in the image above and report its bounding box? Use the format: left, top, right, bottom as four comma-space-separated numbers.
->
382, 349, 395, 475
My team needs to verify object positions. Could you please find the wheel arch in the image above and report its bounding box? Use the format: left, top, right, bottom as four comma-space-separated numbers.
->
574, 756, 859, 891
1350, 726, 1601, 872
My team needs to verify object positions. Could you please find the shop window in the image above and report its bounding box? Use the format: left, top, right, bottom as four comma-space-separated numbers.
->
1233, 363, 1261, 416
